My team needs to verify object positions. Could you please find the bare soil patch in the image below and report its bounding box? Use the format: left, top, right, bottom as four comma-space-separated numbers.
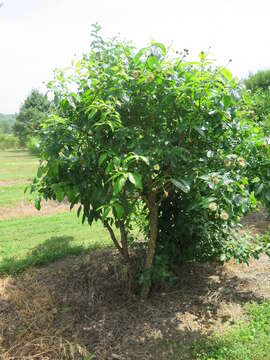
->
0, 212, 269, 359
241, 207, 270, 234
0, 200, 70, 221
0, 180, 30, 187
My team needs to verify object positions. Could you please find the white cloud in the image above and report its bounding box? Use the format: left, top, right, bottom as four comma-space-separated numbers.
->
0, 0, 269, 113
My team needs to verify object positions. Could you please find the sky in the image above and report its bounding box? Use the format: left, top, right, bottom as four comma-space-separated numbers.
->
0, 0, 269, 114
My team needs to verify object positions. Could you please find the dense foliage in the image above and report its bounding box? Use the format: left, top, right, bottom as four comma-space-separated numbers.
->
0, 113, 15, 134
31, 26, 270, 297
245, 70, 270, 92
14, 89, 51, 146
0, 133, 18, 150
241, 72, 270, 212
244, 71, 270, 128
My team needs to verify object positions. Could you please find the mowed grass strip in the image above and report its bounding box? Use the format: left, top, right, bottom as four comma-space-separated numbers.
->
0, 183, 33, 206
0, 150, 38, 182
0, 211, 112, 274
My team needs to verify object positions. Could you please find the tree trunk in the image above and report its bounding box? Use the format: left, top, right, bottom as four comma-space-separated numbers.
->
119, 220, 130, 262
141, 186, 158, 299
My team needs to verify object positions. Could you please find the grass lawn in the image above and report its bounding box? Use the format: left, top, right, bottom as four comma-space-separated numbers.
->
0, 211, 112, 274
0, 149, 38, 182
0, 183, 33, 206
0, 149, 112, 273
191, 301, 270, 360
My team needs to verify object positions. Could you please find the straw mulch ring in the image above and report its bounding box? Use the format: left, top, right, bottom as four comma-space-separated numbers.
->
0, 213, 270, 359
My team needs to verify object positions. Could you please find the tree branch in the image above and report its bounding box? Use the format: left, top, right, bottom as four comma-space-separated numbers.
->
104, 221, 124, 257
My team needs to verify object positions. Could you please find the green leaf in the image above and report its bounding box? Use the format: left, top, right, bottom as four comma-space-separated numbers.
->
82, 214, 86, 224
98, 153, 107, 167
151, 42, 166, 55
102, 206, 110, 221
113, 176, 126, 194
88, 108, 97, 120
255, 183, 264, 195
171, 179, 190, 193
200, 174, 210, 181
114, 203, 124, 219
139, 155, 150, 165
249, 191, 257, 207
77, 205, 82, 218
193, 126, 205, 137
37, 166, 43, 178
221, 68, 233, 82
24, 184, 30, 194
133, 48, 147, 64
128, 173, 142, 189
55, 188, 65, 202
147, 55, 160, 69
66, 188, 76, 203
105, 161, 114, 175
223, 95, 231, 108
34, 195, 41, 211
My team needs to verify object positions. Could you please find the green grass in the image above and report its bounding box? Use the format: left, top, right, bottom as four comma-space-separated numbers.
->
0, 149, 38, 182
172, 301, 270, 360
0, 150, 113, 273
0, 183, 33, 206
0, 211, 112, 274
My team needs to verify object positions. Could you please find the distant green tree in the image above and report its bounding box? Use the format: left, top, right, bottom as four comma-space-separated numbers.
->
13, 90, 51, 146
244, 71, 270, 137
0, 113, 15, 134
245, 70, 270, 91
242, 71, 270, 212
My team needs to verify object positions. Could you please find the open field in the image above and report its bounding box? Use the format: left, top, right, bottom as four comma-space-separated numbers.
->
0, 150, 37, 208
0, 149, 270, 359
0, 150, 112, 274
0, 183, 33, 206
0, 150, 38, 183
0, 212, 111, 274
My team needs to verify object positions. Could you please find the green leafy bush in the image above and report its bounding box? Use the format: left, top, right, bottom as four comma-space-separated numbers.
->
242, 72, 270, 212
0, 133, 18, 150
30, 25, 269, 297
27, 137, 41, 156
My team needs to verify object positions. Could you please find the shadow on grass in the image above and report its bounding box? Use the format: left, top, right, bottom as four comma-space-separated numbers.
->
0, 236, 93, 275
